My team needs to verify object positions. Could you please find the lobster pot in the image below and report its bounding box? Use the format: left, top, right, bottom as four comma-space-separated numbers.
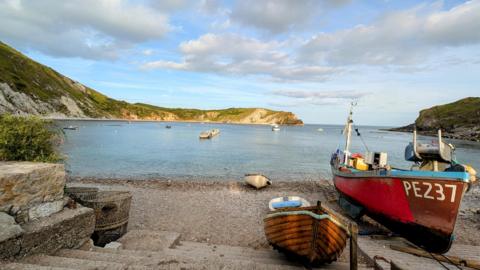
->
81, 191, 132, 231
65, 186, 99, 202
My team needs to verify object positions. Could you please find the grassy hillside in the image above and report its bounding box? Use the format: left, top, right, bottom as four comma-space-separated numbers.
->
0, 41, 302, 125
390, 97, 480, 141
415, 97, 480, 130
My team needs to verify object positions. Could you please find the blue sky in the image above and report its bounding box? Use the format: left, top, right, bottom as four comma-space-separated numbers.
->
0, 0, 479, 125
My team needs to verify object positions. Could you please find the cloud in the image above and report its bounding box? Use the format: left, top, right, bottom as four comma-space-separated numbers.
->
230, 0, 350, 34
142, 33, 340, 81
300, 1, 480, 66
0, 0, 172, 60
270, 90, 369, 106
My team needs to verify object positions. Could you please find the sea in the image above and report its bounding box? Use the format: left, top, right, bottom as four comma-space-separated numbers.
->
58, 120, 480, 181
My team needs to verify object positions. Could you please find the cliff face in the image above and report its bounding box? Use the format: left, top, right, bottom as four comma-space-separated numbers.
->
390, 97, 480, 141
0, 41, 303, 125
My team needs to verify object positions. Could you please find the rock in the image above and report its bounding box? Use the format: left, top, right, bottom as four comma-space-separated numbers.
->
0, 212, 24, 242
104, 241, 123, 250
28, 200, 64, 220
0, 211, 17, 225
0, 206, 95, 260
0, 162, 66, 217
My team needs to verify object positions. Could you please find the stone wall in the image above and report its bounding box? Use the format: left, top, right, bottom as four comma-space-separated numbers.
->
0, 161, 96, 260
0, 206, 95, 259
0, 162, 65, 222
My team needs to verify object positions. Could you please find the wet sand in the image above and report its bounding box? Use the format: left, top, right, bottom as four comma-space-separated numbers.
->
68, 177, 480, 248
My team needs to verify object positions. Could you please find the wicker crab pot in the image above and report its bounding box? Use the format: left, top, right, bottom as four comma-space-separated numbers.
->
66, 188, 132, 246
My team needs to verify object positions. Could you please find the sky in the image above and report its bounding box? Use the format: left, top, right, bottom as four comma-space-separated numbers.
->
0, 0, 479, 125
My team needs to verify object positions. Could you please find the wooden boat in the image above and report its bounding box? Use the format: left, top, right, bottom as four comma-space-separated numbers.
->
244, 174, 271, 189
264, 202, 349, 265
331, 103, 475, 253
199, 129, 220, 139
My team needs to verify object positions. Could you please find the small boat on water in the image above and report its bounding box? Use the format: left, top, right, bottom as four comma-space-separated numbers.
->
317, 128, 324, 132
199, 128, 220, 139
264, 200, 349, 265
165, 125, 172, 129
272, 124, 280, 131
63, 125, 78, 130
244, 174, 271, 189
331, 103, 477, 253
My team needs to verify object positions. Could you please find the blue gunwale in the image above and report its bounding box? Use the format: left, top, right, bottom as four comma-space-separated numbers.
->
333, 165, 470, 182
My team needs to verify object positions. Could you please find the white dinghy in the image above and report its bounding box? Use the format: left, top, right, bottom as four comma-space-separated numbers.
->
244, 174, 272, 189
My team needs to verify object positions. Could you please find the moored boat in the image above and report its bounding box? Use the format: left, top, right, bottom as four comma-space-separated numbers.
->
331, 103, 476, 253
264, 201, 349, 265
272, 124, 280, 131
199, 128, 220, 139
244, 173, 271, 189
63, 125, 78, 130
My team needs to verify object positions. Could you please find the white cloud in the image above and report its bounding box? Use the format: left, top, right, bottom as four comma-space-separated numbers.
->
142, 33, 340, 81
270, 90, 369, 106
300, 1, 480, 66
0, 0, 172, 59
230, 0, 350, 34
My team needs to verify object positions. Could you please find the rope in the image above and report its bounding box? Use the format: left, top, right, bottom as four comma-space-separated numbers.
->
352, 123, 370, 152
426, 251, 453, 270
407, 241, 462, 270
440, 253, 463, 270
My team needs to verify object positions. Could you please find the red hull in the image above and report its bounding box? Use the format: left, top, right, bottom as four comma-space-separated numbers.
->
333, 170, 468, 253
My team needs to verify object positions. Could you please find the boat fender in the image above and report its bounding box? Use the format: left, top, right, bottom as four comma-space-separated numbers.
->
465, 165, 477, 182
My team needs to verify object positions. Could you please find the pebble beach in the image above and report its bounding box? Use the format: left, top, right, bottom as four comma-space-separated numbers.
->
68, 177, 480, 249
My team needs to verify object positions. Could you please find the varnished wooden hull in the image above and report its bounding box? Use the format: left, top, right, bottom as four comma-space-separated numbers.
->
264, 205, 348, 264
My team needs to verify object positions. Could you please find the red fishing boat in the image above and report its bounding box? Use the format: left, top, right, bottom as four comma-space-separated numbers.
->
331, 103, 476, 253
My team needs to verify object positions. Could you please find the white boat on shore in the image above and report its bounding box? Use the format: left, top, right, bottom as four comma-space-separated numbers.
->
245, 174, 271, 189
199, 128, 220, 139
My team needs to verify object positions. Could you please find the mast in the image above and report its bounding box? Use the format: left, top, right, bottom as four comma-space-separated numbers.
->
344, 102, 356, 153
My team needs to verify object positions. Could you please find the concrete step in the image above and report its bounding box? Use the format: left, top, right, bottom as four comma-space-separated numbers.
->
117, 230, 181, 251
174, 241, 280, 259
0, 263, 75, 270
93, 245, 307, 269
55, 249, 167, 268
166, 246, 303, 267
21, 254, 126, 270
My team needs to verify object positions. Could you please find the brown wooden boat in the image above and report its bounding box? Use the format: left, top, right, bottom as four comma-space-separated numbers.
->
264, 202, 349, 265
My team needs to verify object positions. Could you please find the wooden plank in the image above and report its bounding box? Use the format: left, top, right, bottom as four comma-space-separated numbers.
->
349, 223, 358, 270
390, 244, 480, 270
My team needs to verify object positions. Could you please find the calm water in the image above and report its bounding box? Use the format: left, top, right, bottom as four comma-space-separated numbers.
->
59, 121, 480, 181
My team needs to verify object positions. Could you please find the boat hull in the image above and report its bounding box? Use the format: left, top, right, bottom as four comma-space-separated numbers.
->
332, 168, 468, 253
264, 205, 348, 264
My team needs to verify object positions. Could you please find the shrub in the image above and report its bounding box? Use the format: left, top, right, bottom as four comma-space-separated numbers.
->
0, 114, 62, 162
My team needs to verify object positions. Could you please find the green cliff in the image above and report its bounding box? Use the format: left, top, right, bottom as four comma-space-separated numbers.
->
390, 97, 480, 141
0, 41, 302, 125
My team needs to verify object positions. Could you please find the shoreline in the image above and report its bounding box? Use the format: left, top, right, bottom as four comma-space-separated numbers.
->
47, 117, 304, 126
384, 125, 480, 142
